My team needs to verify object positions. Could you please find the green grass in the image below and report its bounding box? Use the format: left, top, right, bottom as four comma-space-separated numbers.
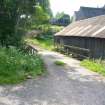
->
31, 24, 64, 33
26, 38, 54, 50
54, 60, 66, 66
0, 47, 45, 84
81, 59, 105, 76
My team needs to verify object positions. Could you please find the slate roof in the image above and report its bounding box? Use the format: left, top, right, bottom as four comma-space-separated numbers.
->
55, 15, 105, 38
82, 7, 105, 18
75, 6, 105, 21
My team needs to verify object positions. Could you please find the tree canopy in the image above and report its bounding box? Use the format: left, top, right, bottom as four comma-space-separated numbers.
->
36, 0, 53, 17
0, 0, 52, 47
55, 12, 65, 19
53, 12, 71, 26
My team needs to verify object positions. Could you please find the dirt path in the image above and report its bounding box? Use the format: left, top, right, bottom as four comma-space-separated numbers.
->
0, 50, 105, 105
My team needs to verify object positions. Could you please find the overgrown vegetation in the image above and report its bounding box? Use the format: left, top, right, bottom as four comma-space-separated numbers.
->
31, 24, 63, 34
26, 38, 54, 50
0, 0, 52, 47
0, 0, 52, 84
0, 47, 44, 84
81, 59, 105, 76
55, 61, 66, 66
27, 24, 63, 50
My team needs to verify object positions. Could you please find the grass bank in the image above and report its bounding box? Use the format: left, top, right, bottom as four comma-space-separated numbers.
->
81, 59, 105, 76
26, 38, 54, 50
0, 47, 45, 84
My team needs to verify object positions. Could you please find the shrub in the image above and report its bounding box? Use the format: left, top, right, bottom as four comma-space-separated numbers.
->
54, 60, 66, 66
0, 47, 44, 84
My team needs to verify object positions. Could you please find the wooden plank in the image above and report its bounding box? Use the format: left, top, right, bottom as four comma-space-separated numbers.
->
58, 44, 91, 58
64, 45, 90, 52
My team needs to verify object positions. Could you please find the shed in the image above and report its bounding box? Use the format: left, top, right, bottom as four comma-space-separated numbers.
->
54, 15, 105, 58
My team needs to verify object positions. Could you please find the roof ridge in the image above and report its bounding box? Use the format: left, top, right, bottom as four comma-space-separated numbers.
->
80, 6, 105, 10
76, 14, 105, 22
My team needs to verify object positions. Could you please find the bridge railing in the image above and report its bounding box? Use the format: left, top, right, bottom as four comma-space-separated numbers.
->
23, 44, 38, 55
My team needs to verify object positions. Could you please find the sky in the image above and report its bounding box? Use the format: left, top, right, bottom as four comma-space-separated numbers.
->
50, 0, 105, 16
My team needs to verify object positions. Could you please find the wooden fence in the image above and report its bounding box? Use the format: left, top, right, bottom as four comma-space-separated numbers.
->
56, 44, 91, 59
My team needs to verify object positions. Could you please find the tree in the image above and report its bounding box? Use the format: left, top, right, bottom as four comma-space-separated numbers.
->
55, 12, 71, 26
33, 4, 50, 24
36, 0, 53, 17
0, 0, 52, 47
55, 12, 64, 19
0, 0, 36, 47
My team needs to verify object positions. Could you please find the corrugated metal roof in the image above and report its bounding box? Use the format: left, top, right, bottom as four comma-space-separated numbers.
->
55, 15, 105, 38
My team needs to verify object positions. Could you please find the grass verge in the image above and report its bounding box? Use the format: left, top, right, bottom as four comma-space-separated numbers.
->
0, 47, 45, 84
26, 38, 54, 50
54, 60, 66, 66
81, 59, 105, 76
